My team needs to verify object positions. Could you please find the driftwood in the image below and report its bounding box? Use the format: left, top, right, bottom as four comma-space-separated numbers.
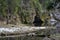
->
0, 26, 56, 36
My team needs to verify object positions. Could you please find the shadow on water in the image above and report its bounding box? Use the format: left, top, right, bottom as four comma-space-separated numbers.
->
0, 35, 44, 40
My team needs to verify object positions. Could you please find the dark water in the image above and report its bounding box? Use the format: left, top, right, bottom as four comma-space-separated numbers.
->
0, 36, 43, 40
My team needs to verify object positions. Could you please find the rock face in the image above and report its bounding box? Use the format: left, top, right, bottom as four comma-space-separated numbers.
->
49, 13, 57, 25
55, 22, 60, 33
53, 9, 60, 21
49, 2, 60, 24
50, 2, 60, 33
52, 2, 60, 21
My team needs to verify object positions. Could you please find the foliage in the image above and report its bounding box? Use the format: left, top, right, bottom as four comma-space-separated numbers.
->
0, 0, 59, 25
0, 0, 7, 17
32, 0, 43, 16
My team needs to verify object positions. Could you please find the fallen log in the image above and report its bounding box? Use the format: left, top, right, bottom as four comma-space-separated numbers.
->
0, 26, 56, 36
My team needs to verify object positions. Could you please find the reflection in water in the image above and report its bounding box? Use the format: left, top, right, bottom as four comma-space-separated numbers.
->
0, 35, 43, 40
